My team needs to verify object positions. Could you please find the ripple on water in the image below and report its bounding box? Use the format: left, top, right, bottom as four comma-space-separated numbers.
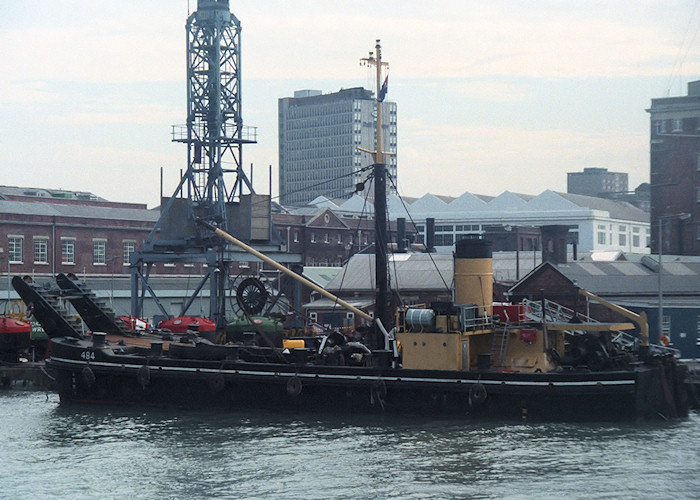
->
1, 392, 699, 499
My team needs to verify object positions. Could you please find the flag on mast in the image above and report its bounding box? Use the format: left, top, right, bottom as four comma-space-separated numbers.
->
378, 74, 388, 102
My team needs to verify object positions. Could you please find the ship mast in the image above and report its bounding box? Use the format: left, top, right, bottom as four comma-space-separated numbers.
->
360, 40, 392, 341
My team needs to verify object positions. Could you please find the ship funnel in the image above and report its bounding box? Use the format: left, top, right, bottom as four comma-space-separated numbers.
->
454, 238, 493, 317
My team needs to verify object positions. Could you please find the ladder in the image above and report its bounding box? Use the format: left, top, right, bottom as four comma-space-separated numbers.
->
522, 298, 678, 356
490, 323, 510, 368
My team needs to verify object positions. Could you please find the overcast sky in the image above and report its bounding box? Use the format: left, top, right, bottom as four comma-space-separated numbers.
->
2, 1, 699, 208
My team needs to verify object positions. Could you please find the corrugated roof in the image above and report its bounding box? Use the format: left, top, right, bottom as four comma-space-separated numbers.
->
554, 260, 700, 295
325, 253, 453, 293
302, 297, 374, 310
555, 192, 648, 222
302, 267, 343, 289
0, 200, 159, 222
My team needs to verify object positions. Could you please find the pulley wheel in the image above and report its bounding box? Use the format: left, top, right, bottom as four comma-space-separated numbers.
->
236, 278, 268, 315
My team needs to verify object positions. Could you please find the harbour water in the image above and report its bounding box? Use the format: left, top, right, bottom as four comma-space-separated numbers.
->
2, 390, 699, 499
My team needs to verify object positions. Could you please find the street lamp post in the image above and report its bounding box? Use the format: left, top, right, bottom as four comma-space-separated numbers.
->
656, 213, 690, 342
657, 220, 664, 342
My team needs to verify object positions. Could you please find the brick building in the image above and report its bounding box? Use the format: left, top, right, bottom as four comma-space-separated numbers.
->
648, 80, 700, 255
0, 186, 159, 279
272, 206, 416, 267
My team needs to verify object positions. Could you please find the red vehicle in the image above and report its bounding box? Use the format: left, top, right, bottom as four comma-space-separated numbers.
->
158, 316, 216, 334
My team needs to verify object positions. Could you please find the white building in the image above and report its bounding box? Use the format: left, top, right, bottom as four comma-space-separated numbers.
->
302, 190, 650, 255
278, 87, 397, 206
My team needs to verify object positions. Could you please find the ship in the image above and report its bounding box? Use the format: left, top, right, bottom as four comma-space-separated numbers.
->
13, 226, 691, 421
11, 36, 692, 421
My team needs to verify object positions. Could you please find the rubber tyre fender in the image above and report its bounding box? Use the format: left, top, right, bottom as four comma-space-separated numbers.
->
370, 379, 387, 407
286, 375, 302, 397
137, 365, 150, 388
469, 382, 487, 407
81, 366, 95, 388
209, 372, 225, 393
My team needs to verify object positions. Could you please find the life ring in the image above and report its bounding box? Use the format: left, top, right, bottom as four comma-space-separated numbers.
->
659, 334, 671, 347
286, 376, 302, 397
137, 365, 150, 388
469, 382, 487, 407
209, 373, 225, 393
82, 366, 95, 388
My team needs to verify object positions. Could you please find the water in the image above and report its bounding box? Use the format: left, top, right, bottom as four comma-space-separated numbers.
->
1, 391, 699, 500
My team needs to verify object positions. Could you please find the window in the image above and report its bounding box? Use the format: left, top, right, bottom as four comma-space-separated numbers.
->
633, 235, 640, 247
598, 232, 606, 245
33, 237, 48, 264
434, 234, 454, 246
672, 119, 683, 132
8, 236, 23, 263
324, 233, 329, 244
293, 231, 299, 243
619, 234, 626, 246
123, 241, 135, 265
61, 238, 75, 264
93, 239, 106, 265
310, 232, 316, 243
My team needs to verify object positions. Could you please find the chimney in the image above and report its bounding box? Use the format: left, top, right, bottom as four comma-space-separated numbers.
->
540, 225, 570, 265
425, 218, 435, 253
397, 217, 407, 253
454, 238, 493, 317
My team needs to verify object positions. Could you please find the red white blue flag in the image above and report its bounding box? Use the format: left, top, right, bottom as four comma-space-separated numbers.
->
378, 75, 388, 102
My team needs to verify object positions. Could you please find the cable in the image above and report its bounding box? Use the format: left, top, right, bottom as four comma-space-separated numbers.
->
247, 164, 375, 209
665, 0, 700, 95
329, 173, 374, 319
387, 172, 452, 295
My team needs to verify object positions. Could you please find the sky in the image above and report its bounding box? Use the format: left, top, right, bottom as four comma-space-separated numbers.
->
2, 0, 700, 209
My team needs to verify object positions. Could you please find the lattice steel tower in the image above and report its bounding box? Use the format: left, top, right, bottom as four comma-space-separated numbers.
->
173, 0, 254, 230
130, 0, 296, 328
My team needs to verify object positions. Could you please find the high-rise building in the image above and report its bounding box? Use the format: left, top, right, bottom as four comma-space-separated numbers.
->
648, 80, 700, 255
278, 87, 397, 206
567, 167, 628, 197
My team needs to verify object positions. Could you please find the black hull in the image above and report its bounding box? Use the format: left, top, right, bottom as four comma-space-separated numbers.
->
46, 339, 689, 422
